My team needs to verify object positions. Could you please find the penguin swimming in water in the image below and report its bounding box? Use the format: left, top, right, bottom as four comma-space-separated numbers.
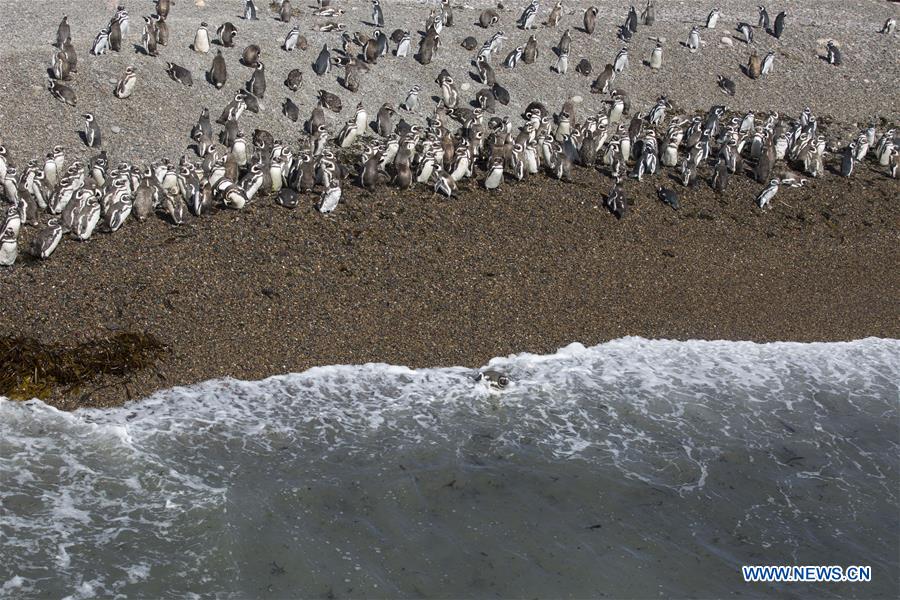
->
474, 370, 510, 390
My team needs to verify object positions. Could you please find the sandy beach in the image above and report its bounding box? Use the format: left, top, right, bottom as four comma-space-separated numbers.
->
0, 0, 898, 408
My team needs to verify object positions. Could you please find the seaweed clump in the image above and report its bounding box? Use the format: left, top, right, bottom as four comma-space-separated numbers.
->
0, 332, 164, 402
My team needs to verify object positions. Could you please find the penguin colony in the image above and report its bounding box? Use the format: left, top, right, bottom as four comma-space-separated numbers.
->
1, 0, 898, 266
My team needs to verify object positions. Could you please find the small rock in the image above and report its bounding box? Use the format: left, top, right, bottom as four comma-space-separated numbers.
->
108, 78, 118, 85
571, 95, 583, 104
720, 37, 733, 46
460, 82, 471, 91
111, 125, 121, 134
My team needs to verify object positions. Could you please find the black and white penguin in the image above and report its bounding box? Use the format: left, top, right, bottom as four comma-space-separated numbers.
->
56, 16, 70, 47
31, 218, 63, 259
758, 5, 770, 30
248, 61, 266, 98
755, 179, 780, 208
518, 0, 539, 30
217, 22, 237, 47
687, 25, 701, 52
48, 79, 77, 106
371, 0, 385, 27
166, 62, 193, 86
283, 25, 300, 51
657, 186, 679, 209
717, 75, 736, 96
191, 22, 210, 53
706, 8, 720, 29
83, 113, 101, 147
313, 44, 331, 75
243, 0, 259, 21
773, 11, 785, 38
285, 68, 303, 91
825, 41, 842, 65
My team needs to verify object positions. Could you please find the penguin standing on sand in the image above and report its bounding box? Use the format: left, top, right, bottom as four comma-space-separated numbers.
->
56, 16, 70, 47
194, 22, 210, 53
0, 208, 20, 267
706, 8, 720, 29
372, 0, 385, 27
649, 40, 663, 69
280, 0, 293, 23
83, 113, 101, 147
773, 11, 785, 38
687, 26, 701, 52
218, 22, 237, 47
314, 44, 331, 75
583, 6, 598, 35
761, 50, 775, 74
758, 5, 770, 30
210, 50, 227, 89
825, 41, 842, 65
48, 79, 77, 106
283, 25, 300, 51
748, 50, 762, 78
244, 0, 258, 21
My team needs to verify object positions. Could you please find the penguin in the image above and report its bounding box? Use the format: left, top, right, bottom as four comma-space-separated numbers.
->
55, 17, 70, 48
557, 29, 571, 56
758, 5, 770, 30
642, 0, 656, 26
209, 51, 227, 89
649, 40, 663, 69
461, 36, 477, 51
318, 181, 342, 213
314, 44, 331, 75
218, 22, 237, 47
31, 219, 63, 259
522, 35, 539, 64
115, 4, 130, 37
283, 25, 300, 51
484, 156, 504, 190
519, 0, 539, 30
591, 64, 615, 94
371, 0, 385, 27
474, 370, 511, 390
51, 50, 71, 81
687, 25, 701, 52
91, 28, 111, 55
417, 31, 437, 65
248, 62, 266, 98
83, 113, 101, 148
545, 1, 563, 28
191, 22, 209, 54
747, 50, 762, 78
480, 9, 500, 28
285, 68, 303, 91
825, 41, 842, 66
737, 22, 754, 44
583, 6, 599, 34
705, 8, 720, 29
166, 63, 193, 86
306, 105, 326, 135
625, 6, 637, 32
492, 83, 510, 106
555, 51, 569, 75
657, 186, 679, 210
717, 75, 736, 96
282, 98, 300, 123
432, 168, 457, 197
606, 176, 627, 219
881, 17, 896, 35
280, 0, 293, 23
761, 50, 775, 74
476, 88, 496, 113
142, 16, 158, 56
396, 31, 411, 57
575, 58, 592, 76
376, 103, 395, 137
711, 157, 730, 193
402, 85, 419, 111
840, 144, 855, 177
505, 46, 525, 68
48, 79, 77, 106
109, 19, 122, 52
319, 89, 342, 113
773, 11, 785, 38
755, 179, 780, 208
0, 207, 20, 267
241, 44, 261, 68
476, 55, 496, 85
154, 14, 169, 46
243, 0, 259, 21
156, 0, 170, 18
613, 47, 629, 73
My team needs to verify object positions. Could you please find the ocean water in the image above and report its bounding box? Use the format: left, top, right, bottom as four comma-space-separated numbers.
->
1, 337, 898, 599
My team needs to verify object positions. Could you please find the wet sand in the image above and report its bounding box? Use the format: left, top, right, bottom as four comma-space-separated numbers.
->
2, 163, 898, 409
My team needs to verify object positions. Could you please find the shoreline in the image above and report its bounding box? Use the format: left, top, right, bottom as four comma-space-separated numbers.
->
2, 162, 898, 410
